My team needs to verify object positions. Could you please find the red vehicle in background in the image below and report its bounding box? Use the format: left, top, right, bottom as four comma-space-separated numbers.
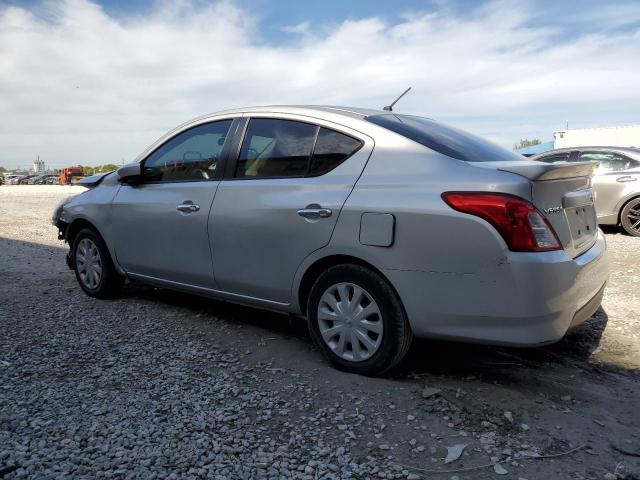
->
59, 166, 84, 185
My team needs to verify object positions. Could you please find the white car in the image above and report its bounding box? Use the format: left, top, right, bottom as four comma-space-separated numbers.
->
533, 147, 640, 236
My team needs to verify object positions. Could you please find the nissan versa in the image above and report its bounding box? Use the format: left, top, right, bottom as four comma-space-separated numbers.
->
53, 106, 609, 374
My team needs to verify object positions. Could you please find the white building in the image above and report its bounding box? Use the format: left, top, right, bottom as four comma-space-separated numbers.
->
32, 156, 45, 174
553, 124, 640, 149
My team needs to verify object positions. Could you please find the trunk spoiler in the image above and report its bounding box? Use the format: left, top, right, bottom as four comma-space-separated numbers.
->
76, 171, 114, 188
471, 160, 598, 181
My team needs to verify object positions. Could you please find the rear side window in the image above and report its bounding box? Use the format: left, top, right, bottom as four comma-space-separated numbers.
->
366, 114, 523, 162
235, 119, 363, 178
236, 119, 316, 178
309, 128, 363, 176
579, 152, 635, 172
536, 152, 572, 164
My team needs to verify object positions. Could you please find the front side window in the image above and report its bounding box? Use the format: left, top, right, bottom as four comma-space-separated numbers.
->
143, 120, 232, 182
536, 152, 572, 164
236, 119, 317, 178
366, 114, 523, 162
579, 152, 635, 172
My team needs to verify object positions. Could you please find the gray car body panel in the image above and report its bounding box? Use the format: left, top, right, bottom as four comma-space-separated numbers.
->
595, 166, 640, 224
62, 172, 124, 274
59, 105, 609, 347
532, 147, 640, 225
209, 111, 375, 303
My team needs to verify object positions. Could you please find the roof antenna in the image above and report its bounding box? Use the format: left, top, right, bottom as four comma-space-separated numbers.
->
383, 87, 412, 112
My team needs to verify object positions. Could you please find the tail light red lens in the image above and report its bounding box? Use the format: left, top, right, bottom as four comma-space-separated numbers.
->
441, 192, 561, 252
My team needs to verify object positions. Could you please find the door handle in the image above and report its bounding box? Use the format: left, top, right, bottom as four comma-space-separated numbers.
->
297, 205, 332, 219
616, 176, 637, 183
176, 201, 200, 213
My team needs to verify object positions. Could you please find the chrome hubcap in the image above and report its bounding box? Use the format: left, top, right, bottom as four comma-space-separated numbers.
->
76, 238, 102, 289
317, 282, 383, 362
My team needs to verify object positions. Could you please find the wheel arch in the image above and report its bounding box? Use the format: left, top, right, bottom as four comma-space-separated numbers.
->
66, 218, 123, 275
66, 218, 100, 247
296, 254, 401, 317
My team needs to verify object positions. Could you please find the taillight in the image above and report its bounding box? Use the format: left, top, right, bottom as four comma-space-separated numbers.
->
442, 192, 561, 252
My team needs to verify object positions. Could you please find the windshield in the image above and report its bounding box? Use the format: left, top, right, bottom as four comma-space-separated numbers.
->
366, 114, 524, 162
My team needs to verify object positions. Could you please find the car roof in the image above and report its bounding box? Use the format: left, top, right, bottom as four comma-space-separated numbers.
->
183, 105, 388, 125
134, 105, 432, 163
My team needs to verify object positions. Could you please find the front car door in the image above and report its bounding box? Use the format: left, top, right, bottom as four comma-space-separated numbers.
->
111, 117, 235, 288
577, 151, 640, 221
209, 114, 373, 304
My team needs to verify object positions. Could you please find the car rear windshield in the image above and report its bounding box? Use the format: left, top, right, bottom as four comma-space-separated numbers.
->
366, 114, 524, 162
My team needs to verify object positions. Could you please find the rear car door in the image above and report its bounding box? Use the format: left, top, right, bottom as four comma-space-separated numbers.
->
578, 151, 640, 218
209, 114, 373, 303
111, 118, 235, 288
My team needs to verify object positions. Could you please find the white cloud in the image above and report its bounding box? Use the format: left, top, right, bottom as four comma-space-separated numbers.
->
0, 0, 639, 168
281, 20, 311, 35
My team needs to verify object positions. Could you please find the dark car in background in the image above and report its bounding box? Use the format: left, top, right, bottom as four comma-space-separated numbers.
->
27, 175, 45, 185
15, 176, 34, 185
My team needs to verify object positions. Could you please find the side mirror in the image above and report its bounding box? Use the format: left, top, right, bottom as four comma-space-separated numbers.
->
117, 162, 142, 184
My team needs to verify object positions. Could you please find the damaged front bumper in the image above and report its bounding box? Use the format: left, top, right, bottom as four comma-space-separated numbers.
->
54, 219, 68, 241
53, 217, 74, 269
52, 193, 79, 241
52, 199, 73, 269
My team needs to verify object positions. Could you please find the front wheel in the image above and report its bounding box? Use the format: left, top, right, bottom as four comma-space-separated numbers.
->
307, 264, 413, 375
72, 228, 124, 299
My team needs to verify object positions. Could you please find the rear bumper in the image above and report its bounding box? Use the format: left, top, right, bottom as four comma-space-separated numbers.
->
386, 230, 609, 346
569, 283, 605, 329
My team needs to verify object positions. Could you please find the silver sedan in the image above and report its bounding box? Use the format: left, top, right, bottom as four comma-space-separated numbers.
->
53, 106, 609, 374
532, 147, 640, 236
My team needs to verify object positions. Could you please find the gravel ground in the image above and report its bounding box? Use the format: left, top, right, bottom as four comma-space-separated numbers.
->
1, 185, 639, 480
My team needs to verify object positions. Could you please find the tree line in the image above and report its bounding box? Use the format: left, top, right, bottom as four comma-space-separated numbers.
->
514, 138, 541, 150
0, 164, 120, 175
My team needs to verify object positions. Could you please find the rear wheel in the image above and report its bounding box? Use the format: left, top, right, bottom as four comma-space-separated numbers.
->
72, 228, 123, 298
307, 264, 413, 375
621, 197, 640, 237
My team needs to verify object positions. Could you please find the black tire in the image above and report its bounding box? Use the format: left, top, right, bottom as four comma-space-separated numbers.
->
620, 197, 640, 237
71, 228, 124, 299
307, 264, 413, 375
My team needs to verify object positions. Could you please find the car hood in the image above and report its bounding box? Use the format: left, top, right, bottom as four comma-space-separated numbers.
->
76, 171, 115, 188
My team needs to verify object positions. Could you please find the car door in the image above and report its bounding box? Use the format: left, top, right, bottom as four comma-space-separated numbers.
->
577, 151, 640, 218
209, 115, 373, 303
111, 118, 235, 288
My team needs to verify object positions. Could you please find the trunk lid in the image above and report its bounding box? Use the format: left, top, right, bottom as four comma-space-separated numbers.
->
472, 160, 599, 257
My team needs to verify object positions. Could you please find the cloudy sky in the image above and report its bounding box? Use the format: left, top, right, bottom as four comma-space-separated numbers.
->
1, 0, 639, 170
